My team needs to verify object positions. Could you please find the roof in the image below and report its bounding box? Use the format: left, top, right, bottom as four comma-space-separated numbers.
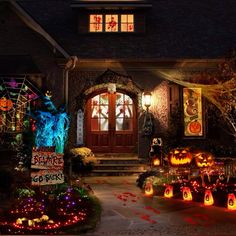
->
70, 0, 152, 9
16, 0, 236, 59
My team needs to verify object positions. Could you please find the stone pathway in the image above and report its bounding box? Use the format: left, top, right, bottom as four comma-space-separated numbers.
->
84, 176, 236, 236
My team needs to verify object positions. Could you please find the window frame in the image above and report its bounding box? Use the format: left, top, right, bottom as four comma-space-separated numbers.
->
89, 13, 135, 33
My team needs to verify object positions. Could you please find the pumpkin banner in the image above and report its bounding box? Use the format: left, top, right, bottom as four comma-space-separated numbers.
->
183, 88, 203, 136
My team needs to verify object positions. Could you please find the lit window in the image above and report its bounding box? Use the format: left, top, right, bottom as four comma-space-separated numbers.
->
89, 14, 103, 32
105, 15, 118, 32
121, 14, 134, 32
89, 14, 134, 33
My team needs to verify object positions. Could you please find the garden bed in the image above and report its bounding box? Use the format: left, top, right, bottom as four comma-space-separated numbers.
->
0, 184, 101, 235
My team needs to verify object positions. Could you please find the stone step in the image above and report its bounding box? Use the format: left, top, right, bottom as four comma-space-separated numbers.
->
96, 159, 141, 164
95, 153, 138, 158
89, 153, 149, 176
94, 163, 145, 167
93, 164, 146, 171
90, 169, 146, 176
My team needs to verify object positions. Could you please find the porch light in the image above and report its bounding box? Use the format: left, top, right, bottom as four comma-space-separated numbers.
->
143, 92, 152, 110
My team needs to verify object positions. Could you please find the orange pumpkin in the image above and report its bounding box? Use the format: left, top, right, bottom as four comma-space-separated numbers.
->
0, 97, 13, 111
204, 190, 214, 206
194, 152, 214, 168
188, 120, 201, 134
168, 148, 193, 166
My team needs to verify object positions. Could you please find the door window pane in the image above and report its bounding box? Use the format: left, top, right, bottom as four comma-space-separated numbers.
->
91, 93, 109, 131
115, 93, 133, 131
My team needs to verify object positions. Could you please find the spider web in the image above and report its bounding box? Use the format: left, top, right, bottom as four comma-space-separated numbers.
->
0, 77, 41, 132
155, 70, 236, 137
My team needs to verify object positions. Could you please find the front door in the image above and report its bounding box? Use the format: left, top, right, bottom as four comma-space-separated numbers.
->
86, 91, 137, 153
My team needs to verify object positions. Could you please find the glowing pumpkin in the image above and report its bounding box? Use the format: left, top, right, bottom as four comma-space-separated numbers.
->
188, 120, 201, 134
227, 193, 236, 210
194, 152, 214, 168
168, 148, 193, 166
0, 97, 13, 111
164, 185, 173, 198
144, 181, 154, 196
153, 158, 160, 166
182, 187, 192, 201
204, 190, 214, 206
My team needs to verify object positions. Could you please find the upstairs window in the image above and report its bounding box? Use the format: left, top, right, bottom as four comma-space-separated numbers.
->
89, 14, 103, 32
89, 14, 134, 33
105, 15, 118, 32
121, 14, 134, 32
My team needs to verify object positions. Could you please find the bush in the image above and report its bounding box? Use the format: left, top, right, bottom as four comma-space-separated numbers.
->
68, 147, 98, 175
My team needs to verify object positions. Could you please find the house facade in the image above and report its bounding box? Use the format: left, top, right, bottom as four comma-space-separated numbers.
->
0, 0, 236, 158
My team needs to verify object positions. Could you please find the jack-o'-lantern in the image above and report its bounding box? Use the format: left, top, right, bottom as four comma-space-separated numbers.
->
144, 181, 154, 196
164, 185, 173, 198
194, 152, 214, 168
188, 120, 201, 134
182, 187, 192, 201
204, 190, 214, 206
227, 193, 236, 210
168, 148, 193, 166
0, 97, 13, 111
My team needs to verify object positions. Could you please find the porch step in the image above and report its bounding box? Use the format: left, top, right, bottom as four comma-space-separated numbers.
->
90, 153, 149, 176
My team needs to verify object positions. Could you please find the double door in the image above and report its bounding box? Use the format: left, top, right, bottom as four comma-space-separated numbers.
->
86, 92, 136, 153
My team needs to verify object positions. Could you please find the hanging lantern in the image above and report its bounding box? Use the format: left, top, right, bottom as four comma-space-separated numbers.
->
164, 185, 173, 198
153, 158, 160, 166
182, 187, 192, 201
204, 189, 214, 206
144, 181, 154, 196
168, 148, 193, 166
227, 193, 236, 210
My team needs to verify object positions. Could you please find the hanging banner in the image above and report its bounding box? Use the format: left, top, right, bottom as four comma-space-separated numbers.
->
31, 151, 64, 170
183, 88, 203, 136
77, 109, 84, 145
31, 169, 64, 186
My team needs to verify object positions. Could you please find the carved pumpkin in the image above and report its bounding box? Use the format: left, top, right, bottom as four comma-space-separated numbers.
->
0, 97, 13, 111
227, 193, 236, 210
182, 187, 192, 201
194, 152, 214, 168
144, 181, 154, 196
204, 190, 214, 206
168, 148, 193, 166
188, 120, 201, 134
164, 185, 173, 198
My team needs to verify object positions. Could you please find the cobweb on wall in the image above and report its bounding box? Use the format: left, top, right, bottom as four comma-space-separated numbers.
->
0, 77, 41, 132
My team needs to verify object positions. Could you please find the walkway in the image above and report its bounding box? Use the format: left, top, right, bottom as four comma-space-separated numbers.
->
84, 176, 236, 236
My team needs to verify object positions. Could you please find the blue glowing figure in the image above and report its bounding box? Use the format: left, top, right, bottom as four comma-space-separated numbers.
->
33, 95, 70, 153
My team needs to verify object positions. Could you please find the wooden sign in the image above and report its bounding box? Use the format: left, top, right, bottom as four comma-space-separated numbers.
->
31, 169, 64, 186
31, 151, 64, 170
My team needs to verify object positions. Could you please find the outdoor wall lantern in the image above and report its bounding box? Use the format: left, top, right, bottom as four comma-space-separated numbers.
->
143, 91, 152, 111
